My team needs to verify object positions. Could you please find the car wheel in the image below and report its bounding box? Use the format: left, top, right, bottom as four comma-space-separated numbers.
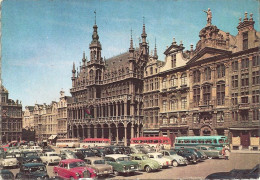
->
114, 170, 119, 176
145, 165, 152, 173
172, 160, 178, 167
69, 177, 75, 180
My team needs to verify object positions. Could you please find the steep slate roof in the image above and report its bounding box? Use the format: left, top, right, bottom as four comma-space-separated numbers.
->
105, 51, 131, 70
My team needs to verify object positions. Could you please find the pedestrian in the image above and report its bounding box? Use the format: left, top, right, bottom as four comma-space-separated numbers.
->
221, 146, 225, 156
156, 143, 160, 152
224, 146, 230, 160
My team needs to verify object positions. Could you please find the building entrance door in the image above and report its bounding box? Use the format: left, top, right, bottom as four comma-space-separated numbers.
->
240, 132, 250, 149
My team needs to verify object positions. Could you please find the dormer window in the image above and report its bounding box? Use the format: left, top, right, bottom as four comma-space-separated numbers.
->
243, 32, 248, 50
150, 67, 153, 75
171, 54, 176, 68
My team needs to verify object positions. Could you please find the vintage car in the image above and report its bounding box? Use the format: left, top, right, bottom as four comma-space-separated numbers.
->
40, 152, 61, 165
53, 159, 97, 179
104, 154, 139, 176
171, 149, 197, 164
206, 164, 260, 179
147, 152, 170, 168
135, 145, 155, 154
27, 146, 43, 153
74, 148, 96, 160
85, 157, 113, 177
17, 151, 42, 165
160, 150, 188, 167
60, 150, 78, 160
181, 147, 204, 161
0, 169, 14, 180
130, 154, 161, 173
196, 145, 223, 159
91, 147, 109, 157
130, 146, 143, 154
15, 163, 49, 180
0, 153, 19, 168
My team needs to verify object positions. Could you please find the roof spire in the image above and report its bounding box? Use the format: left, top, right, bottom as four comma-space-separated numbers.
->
129, 28, 134, 51
94, 10, 96, 25
141, 17, 147, 44
154, 37, 158, 59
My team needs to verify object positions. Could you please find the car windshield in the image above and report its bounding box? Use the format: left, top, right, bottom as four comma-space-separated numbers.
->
169, 151, 177, 155
69, 161, 86, 168
29, 166, 46, 173
94, 160, 105, 164
142, 155, 149, 160
49, 154, 59, 156
25, 152, 38, 157
117, 157, 130, 161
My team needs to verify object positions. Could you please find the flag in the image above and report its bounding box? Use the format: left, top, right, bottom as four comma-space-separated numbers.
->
85, 109, 93, 118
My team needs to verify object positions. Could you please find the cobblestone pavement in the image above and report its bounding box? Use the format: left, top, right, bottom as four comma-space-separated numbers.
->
7, 151, 259, 179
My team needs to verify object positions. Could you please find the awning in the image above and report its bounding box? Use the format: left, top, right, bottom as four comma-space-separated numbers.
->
48, 135, 57, 140
143, 130, 160, 133
229, 127, 259, 130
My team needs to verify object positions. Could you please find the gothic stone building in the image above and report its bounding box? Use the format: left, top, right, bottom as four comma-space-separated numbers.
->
67, 22, 149, 146
1, 85, 23, 143
143, 12, 259, 149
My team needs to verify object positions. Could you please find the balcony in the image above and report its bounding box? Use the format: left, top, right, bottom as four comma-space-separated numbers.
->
238, 103, 250, 109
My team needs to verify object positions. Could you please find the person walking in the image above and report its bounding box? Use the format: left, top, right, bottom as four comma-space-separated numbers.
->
224, 146, 230, 160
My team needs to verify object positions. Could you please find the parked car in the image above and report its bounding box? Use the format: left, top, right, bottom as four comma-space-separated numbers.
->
91, 147, 109, 157
104, 154, 139, 176
40, 152, 61, 165
196, 145, 223, 159
206, 164, 260, 179
135, 145, 155, 154
42, 146, 55, 153
171, 149, 197, 164
147, 152, 170, 168
53, 159, 97, 179
130, 154, 161, 173
0, 153, 19, 168
130, 146, 143, 154
104, 146, 124, 154
27, 146, 43, 153
60, 150, 77, 160
74, 148, 96, 160
160, 150, 188, 167
17, 151, 42, 165
0, 169, 14, 180
180, 147, 203, 161
85, 157, 113, 177
15, 163, 49, 180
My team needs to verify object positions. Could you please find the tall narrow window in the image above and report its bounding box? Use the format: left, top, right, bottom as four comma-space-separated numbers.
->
241, 73, 249, 87
181, 97, 187, 109
253, 109, 259, 121
217, 83, 225, 105
232, 111, 238, 121
163, 117, 168, 124
217, 111, 224, 122
171, 54, 176, 68
203, 85, 211, 105
155, 78, 159, 89
217, 64, 225, 78
162, 78, 167, 89
193, 87, 200, 107
243, 32, 248, 50
232, 60, 238, 71
170, 75, 177, 87
252, 56, 260, 67
232, 75, 238, 88
193, 70, 201, 83
241, 58, 249, 69
204, 67, 211, 80
241, 91, 249, 103
252, 71, 260, 85
252, 90, 259, 104
181, 73, 187, 85
231, 93, 238, 105
162, 100, 167, 111
150, 67, 153, 75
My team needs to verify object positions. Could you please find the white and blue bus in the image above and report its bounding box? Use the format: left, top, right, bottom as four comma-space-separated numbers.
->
175, 136, 229, 150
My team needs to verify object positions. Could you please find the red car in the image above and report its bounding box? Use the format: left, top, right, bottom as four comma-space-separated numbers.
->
53, 159, 97, 179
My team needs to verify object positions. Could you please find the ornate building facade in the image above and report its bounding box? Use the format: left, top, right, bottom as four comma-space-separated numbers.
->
67, 21, 149, 146
143, 12, 259, 149
1, 85, 23, 143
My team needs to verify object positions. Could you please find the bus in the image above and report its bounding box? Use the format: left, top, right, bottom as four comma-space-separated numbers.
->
175, 136, 229, 150
56, 138, 80, 148
130, 137, 171, 149
80, 138, 111, 148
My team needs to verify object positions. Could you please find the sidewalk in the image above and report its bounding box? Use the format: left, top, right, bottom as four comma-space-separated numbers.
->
231, 149, 260, 154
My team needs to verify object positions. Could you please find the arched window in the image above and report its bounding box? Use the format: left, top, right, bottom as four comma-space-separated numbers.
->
181, 73, 187, 85
169, 116, 178, 124
170, 75, 177, 87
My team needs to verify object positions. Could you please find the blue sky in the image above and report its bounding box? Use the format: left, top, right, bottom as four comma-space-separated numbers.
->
2, 0, 259, 107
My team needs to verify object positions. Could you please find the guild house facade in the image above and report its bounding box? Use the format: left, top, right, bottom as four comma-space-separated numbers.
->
68, 11, 259, 149
143, 11, 259, 150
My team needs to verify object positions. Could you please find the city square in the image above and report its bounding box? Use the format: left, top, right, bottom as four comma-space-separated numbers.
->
0, 0, 259, 179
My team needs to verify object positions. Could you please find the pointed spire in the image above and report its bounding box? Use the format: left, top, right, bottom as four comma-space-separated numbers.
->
94, 10, 96, 25
82, 51, 86, 66
91, 10, 99, 43
129, 28, 134, 51
141, 16, 147, 44
154, 37, 158, 59
72, 62, 76, 73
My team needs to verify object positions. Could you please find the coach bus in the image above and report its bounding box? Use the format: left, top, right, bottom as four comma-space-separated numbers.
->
80, 138, 111, 148
56, 138, 80, 148
130, 136, 171, 149
175, 136, 229, 150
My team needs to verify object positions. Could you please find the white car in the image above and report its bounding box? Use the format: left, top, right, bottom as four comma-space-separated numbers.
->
0, 153, 19, 168
40, 152, 61, 165
147, 153, 170, 168
28, 146, 43, 153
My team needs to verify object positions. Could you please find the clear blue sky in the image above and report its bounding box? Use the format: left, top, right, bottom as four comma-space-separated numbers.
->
2, 0, 259, 107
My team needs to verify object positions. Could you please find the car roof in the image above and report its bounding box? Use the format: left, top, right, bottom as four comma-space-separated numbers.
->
45, 152, 58, 154
105, 154, 129, 158
60, 159, 84, 163
23, 163, 45, 167
130, 153, 147, 156
147, 152, 162, 155
85, 157, 103, 161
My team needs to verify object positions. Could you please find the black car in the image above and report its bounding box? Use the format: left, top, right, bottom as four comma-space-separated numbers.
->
17, 152, 42, 165
91, 148, 109, 157
180, 147, 203, 162
15, 163, 49, 180
206, 164, 260, 179
172, 148, 197, 164
74, 148, 96, 160
104, 146, 125, 154
0, 169, 14, 180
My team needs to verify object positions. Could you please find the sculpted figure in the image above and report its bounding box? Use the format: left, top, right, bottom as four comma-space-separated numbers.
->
204, 8, 212, 26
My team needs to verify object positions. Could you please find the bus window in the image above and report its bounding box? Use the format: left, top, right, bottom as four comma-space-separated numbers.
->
154, 140, 158, 143
191, 140, 197, 143
205, 140, 212, 144
213, 139, 217, 144
184, 140, 190, 143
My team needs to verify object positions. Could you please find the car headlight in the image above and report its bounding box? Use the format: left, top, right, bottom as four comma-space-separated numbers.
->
76, 172, 80, 177
123, 165, 126, 170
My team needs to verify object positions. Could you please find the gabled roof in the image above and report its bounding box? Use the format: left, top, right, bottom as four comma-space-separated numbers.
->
187, 47, 231, 65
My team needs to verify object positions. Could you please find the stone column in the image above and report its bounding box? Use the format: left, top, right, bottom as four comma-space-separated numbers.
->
116, 103, 119, 117
108, 104, 111, 117
131, 124, 134, 138
108, 126, 111, 140
124, 126, 127, 146
124, 102, 127, 116
116, 125, 119, 144
101, 124, 104, 138
137, 125, 140, 137
94, 106, 97, 119
94, 125, 97, 138
87, 127, 91, 138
